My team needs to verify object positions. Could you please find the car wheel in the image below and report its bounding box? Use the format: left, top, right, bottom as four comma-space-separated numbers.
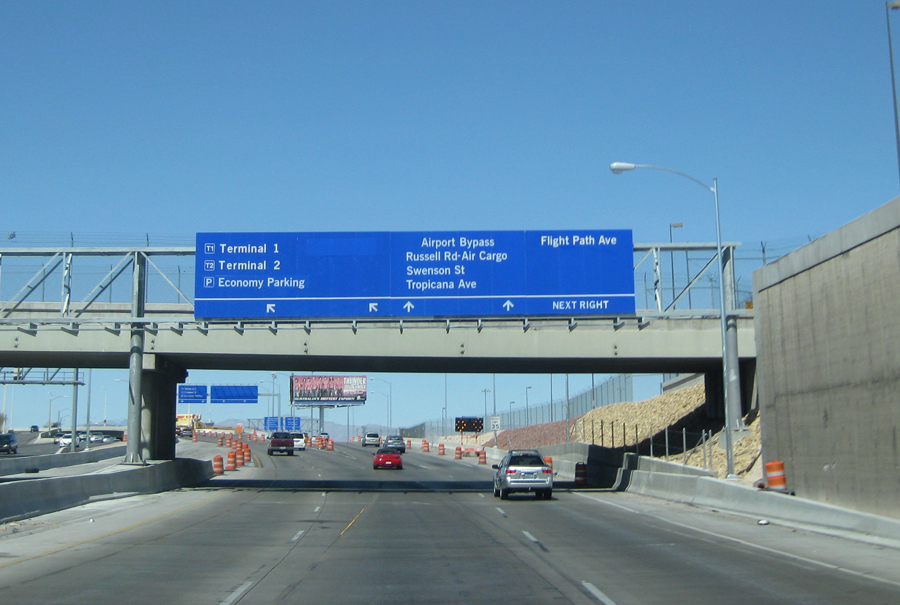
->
500, 488, 509, 500
543, 490, 552, 500
267, 449, 273, 455
288, 450, 294, 456
493, 485, 500, 497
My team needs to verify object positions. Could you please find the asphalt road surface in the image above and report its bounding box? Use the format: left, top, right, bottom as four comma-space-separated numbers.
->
1, 441, 900, 604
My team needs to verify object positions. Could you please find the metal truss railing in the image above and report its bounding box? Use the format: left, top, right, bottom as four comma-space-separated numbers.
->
0, 243, 744, 329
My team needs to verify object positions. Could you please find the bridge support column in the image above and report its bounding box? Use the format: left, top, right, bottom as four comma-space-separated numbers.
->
139, 355, 187, 461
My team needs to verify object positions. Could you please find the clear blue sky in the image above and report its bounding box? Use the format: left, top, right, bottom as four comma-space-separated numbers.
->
2, 2, 897, 431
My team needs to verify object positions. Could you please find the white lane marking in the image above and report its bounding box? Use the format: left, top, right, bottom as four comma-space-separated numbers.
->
220, 581, 254, 605
321, 492, 326, 497
571, 492, 900, 590
582, 581, 618, 605
496, 507, 506, 515
314, 506, 321, 512
523, 530, 540, 543
478, 494, 485, 498
317, 474, 322, 478
291, 530, 305, 542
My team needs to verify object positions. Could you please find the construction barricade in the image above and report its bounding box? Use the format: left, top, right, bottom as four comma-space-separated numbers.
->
213, 455, 224, 475
765, 460, 787, 491
575, 462, 587, 486
438, 443, 445, 456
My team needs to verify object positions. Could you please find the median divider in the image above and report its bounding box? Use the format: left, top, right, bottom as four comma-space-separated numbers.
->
0, 458, 214, 524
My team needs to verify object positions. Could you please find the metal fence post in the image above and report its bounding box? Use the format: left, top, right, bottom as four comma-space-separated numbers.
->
682, 428, 687, 464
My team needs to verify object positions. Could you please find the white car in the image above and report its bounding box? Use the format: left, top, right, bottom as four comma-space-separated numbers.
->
290, 433, 307, 451
57, 434, 82, 447
363, 432, 380, 447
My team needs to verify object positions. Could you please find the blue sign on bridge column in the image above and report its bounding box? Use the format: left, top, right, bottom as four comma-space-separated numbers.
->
195, 230, 635, 319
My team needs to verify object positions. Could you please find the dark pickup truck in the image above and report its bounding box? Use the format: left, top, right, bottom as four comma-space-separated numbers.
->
267, 431, 296, 456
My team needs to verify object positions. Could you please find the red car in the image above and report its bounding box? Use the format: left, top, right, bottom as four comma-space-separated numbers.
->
373, 447, 403, 470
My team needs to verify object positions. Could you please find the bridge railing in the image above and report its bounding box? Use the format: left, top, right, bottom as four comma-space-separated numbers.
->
0, 242, 749, 325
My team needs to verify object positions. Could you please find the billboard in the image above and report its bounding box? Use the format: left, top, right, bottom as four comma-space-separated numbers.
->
291, 375, 367, 402
176, 413, 201, 427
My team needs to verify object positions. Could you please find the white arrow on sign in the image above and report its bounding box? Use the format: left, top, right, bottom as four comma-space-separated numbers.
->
369, 302, 378, 312
403, 301, 415, 313
266, 304, 276, 313
502, 300, 514, 311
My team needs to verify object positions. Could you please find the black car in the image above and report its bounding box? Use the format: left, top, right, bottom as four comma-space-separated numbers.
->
30, 425, 39, 433
0, 433, 18, 454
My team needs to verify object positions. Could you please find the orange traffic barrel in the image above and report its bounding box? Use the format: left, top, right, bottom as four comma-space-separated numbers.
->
575, 462, 587, 486
226, 451, 237, 471
438, 443, 445, 456
226, 436, 232, 448
123, 432, 127, 443
454, 446, 462, 460
235, 448, 245, 466
478, 450, 486, 464
423, 441, 430, 453
765, 460, 787, 491
327, 439, 334, 451
407, 439, 411, 450
253, 433, 258, 442
217, 435, 223, 447
192, 432, 198, 443
244, 449, 251, 464
213, 455, 224, 475
544, 456, 553, 472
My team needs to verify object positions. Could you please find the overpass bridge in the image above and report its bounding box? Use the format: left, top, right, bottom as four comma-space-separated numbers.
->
0, 243, 756, 463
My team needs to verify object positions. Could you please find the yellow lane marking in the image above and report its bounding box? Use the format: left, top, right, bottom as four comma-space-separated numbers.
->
340, 508, 365, 536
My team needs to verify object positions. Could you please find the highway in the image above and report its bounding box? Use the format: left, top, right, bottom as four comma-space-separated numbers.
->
1, 441, 900, 604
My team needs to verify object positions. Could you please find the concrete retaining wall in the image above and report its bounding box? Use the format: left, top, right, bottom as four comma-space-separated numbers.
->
0, 458, 214, 523
753, 196, 900, 520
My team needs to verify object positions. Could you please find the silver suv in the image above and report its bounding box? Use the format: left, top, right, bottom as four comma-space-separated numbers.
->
363, 432, 380, 447
492, 450, 553, 500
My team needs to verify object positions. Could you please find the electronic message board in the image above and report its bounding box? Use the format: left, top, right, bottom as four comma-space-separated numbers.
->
195, 231, 634, 319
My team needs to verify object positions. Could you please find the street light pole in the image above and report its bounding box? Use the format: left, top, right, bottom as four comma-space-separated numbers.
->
481, 388, 490, 423
525, 386, 532, 427
887, 1, 900, 185
370, 377, 392, 433
610, 161, 739, 477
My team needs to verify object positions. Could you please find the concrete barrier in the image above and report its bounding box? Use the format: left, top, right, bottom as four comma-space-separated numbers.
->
622, 457, 900, 545
0, 458, 214, 523
0, 445, 128, 477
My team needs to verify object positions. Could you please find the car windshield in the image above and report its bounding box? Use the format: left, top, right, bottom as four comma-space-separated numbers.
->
0, 436, 11, 444
509, 455, 545, 467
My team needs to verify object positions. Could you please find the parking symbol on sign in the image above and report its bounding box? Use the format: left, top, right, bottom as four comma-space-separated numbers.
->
204, 277, 214, 288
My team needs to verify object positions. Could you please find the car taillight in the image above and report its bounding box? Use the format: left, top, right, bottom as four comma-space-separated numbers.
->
542, 468, 552, 474
506, 469, 516, 474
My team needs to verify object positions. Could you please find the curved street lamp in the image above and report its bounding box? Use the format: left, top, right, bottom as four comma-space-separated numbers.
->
610, 162, 738, 477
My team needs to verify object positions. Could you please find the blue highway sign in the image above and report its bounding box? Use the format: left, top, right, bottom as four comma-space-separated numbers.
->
210, 385, 259, 404
195, 231, 635, 319
178, 385, 208, 404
